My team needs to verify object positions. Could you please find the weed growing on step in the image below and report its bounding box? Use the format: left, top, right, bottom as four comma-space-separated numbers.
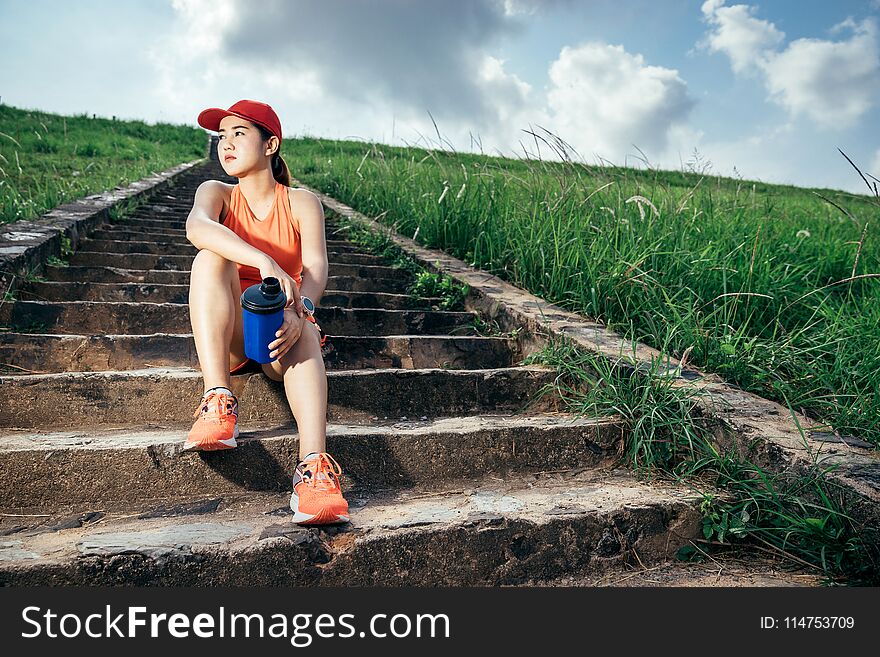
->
11, 320, 50, 334
59, 235, 72, 257
329, 211, 470, 311
108, 195, 148, 223
46, 255, 67, 267
470, 314, 523, 339
23, 267, 47, 284
525, 331, 878, 586
408, 270, 469, 311
0, 267, 48, 305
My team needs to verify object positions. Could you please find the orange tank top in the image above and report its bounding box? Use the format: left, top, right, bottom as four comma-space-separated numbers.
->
222, 181, 303, 289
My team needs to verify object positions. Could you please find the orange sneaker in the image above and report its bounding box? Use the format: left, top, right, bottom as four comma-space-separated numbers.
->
290, 452, 350, 525
183, 388, 239, 451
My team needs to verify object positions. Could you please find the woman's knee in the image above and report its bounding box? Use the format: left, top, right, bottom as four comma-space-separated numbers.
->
192, 249, 235, 275
272, 324, 322, 370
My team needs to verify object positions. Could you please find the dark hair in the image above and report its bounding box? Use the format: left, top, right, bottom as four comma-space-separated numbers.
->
253, 123, 291, 186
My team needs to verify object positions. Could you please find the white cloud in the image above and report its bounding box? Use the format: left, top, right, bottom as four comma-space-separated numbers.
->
761, 19, 880, 128
698, 0, 783, 75
477, 55, 533, 125
149, 0, 538, 146
148, 0, 691, 165
542, 42, 697, 163
699, 1, 880, 129
145, 0, 863, 193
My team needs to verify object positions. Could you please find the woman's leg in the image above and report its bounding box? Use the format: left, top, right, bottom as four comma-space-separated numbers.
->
261, 322, 327, 460
189, 249, 247, 392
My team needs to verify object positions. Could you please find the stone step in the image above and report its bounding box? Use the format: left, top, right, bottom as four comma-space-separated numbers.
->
114, 217, 351, 237
0, 467, 712, 585
0, 300, 478, 335
0, 332, 516, 373
526, 557, 825, 587
95, 234, 366, 254
42, 266, 414, 293
90, 229, 191, 243
16, 282, 437, 309
0, 413, 622, 508
113, 217, 188, 229
0, 365, 558, 429
66, 252, 404, 279
74, 239, 385, 265
97, 226, 188, 238
129, 209, 189, 218
137, 201, 192, 209
90, 229, 361, 252
81, 239, 197, 256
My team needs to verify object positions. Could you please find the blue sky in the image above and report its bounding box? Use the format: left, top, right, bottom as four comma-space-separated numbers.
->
2, 0, 878, 194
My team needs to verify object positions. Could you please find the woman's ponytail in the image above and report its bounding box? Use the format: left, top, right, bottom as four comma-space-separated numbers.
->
255, 123, 291, 186
271, 151, 291, 187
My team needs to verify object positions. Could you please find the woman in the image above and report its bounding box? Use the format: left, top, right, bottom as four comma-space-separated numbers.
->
183, 99, 348, 526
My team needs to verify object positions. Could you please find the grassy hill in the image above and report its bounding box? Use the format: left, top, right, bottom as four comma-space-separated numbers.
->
0, 102, 206, 225
283, 136, 879, 446
3, 102, 877, 445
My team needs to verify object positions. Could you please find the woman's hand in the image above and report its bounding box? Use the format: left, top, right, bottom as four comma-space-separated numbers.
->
268, 308, 307, 361
258, 256, 303, 316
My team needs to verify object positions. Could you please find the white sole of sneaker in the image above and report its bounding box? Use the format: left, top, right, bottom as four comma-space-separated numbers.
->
182, 423, 239, 451
289, 491, 349, 524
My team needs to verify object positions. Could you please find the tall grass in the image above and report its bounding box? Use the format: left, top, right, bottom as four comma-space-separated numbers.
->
523, 331, 878, 585
0, 103, 206, 225
281, 131, 879, 446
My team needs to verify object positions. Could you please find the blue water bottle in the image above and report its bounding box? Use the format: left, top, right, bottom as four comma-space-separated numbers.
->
241, 277, 287, 363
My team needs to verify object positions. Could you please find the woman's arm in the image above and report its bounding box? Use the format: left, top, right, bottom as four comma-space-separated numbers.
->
185, 180, 270, 271
294, 189, 329, 306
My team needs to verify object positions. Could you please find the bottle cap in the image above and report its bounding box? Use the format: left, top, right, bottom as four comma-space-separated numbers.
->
241, 276, 287, 314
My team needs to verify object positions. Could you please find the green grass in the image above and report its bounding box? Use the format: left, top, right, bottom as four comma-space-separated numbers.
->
282, 134, 880, 446
0, 102, 206, 225
523, 331, 878, 585
328, 209, 470, 311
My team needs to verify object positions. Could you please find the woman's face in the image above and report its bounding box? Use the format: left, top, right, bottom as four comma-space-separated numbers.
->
217, 115, 276, 176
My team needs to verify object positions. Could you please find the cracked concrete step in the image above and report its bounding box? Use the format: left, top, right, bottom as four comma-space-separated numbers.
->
66, 252, 406, 278
127, 209, 190, 218
16, 282, 439, 308
76, 239, 385, 265
99, 225, 188, 237
0, 413, 624, 508
136, 200, 193, 209
0, 301, 476, 335
524, 555, 825, 587
41, 266, 414, 293
111, 218, 192, 230
85, 237, 365, 254
90, 230, 361, 253
113, 216, 351, 234
0, 332, 516, 373
0, 467, 715, 586
0, 365, 559, 429
92, 228, 187, 241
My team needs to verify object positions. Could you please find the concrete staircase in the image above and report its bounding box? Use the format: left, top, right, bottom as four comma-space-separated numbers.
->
0, 158, 820, 586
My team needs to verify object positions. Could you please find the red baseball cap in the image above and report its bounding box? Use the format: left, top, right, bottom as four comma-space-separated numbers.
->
197, 99, 283, 145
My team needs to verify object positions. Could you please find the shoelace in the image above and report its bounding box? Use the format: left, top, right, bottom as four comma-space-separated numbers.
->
192, 391, 237, 421
297, 452, 343, 491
